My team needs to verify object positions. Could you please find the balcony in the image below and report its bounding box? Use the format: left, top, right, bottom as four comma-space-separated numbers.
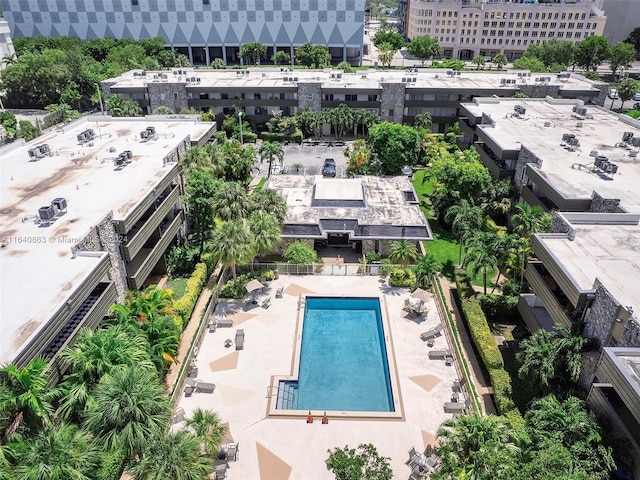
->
127, 212, 184, 290
458, 117, 475, 139
518, 294, 557, 333
475, 142, 515, 180
122, 186, 181, 262
524, 262, 572, 328
521, 185, 552, 212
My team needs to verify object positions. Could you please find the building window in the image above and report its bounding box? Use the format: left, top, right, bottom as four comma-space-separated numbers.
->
345, 94, 357, 101
324, 94, 334, 101
568, 23, 575, 29
368, 94, 378, 102
204, 0, 210, 3
550, 22, 556, 28
132, 0, 138, 4
388, 109, 394, 117
542, 22, 548, 28
173, 92, 178, 100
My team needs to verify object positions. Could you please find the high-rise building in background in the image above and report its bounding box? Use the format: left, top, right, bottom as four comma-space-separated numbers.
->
0, 0, 365, 65
401, 0, 606, 61
0, 19, 15, 69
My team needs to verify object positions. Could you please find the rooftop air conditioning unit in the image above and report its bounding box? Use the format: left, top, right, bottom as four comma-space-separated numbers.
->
38, 205, 55, 222
500, 78, 507, 85
52, 197, 67, 213
623, 131, 634, 143
632, 137, 640, 147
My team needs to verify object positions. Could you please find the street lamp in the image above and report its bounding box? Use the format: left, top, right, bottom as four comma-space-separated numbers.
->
95, 83, 105, 115
238, 110, 243, 144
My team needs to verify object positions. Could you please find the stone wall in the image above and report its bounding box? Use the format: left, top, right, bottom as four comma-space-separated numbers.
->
380, 82, 405, 124
147, 82, 189, 113
519, 84, 561, 99
297, 82, 322, 112
74, 213, 128, 303
583, 285, 618, 347
589, 191, 621, 213
514, 146, 543, 191
620, 314, 640, 347
550, 213, 571, 234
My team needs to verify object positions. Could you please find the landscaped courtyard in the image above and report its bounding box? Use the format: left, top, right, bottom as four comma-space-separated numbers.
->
174, 275, 461, 479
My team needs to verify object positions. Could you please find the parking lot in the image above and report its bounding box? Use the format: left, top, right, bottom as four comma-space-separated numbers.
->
256, 142, 350, 178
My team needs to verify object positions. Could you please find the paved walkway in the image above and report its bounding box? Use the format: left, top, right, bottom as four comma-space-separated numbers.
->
436, 275, 497, 415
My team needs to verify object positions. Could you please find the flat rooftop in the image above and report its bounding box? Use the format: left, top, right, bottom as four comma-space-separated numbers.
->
266, 175, 431, 239
463, 97, 640, 212
535, 220, 640, 317
0, 116, 215, 363
107, 68, 603, 93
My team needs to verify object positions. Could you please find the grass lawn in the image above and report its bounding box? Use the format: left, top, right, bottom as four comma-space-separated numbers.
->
165, 277, 189, 299
412, 169, 499, 287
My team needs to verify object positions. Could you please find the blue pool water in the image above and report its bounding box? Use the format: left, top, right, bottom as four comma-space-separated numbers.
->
277, 297, 394, 412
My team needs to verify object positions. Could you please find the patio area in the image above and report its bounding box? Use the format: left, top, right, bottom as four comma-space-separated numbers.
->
174, 275, 461, 479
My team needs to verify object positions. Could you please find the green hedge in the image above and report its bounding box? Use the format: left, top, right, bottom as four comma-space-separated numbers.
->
173, 262, 208, 328
95, 449, 126, 480
389, 268, 416, 288
455, 269, 520, 417
200, 252, 217, 276
261, 130, 303, 144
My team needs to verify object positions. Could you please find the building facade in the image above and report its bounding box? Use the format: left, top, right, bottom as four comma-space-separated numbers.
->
403, 0, 606, 61
103, 68, 606, 133
0, 19, 15, 69
0, 115, 216, 378
0, 0, 365, 65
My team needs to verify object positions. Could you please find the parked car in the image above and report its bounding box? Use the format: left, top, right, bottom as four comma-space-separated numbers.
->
322, 158, 336, 177
608, 89, 619, 99
633, 93, 640, 102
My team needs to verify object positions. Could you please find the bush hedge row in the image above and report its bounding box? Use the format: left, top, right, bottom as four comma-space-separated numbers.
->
261, 130, 303, 144
173, 262, 208, 328
454, 269, 519, 416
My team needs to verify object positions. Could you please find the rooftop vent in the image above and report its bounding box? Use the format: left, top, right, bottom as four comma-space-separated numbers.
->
623, 131, 634, 143
514, 105, 526, 116
28, 144, 51, 160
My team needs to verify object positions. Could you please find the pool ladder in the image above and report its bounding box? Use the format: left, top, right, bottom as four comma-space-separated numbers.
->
267, 383, 298, 409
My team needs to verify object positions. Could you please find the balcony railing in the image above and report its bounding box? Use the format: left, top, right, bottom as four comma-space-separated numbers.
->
524, 263, 572, 328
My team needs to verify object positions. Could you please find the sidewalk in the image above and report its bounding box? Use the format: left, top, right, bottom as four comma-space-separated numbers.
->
437, 274, 497, 415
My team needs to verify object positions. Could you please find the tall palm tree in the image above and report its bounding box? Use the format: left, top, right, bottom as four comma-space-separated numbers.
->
511, 203, 551, 239
212, 181, 250, 221
516, 328, 560, 387
328, 104, 354, 139
127, 430, 212, 480
444, 200, 484, 266
414, 252, 441, 288
11, 423, 99, 480
389, 240, 418, 268
0, 357, 57, 431
84, 365, 171, 461
209, 220, 254, 280
258, 141, 284, 178
179, 147, 213, 174
354, 109, 380, 136
250, 188, 287, 224
413, 112, 433, 130
435, 413, 521, 479
185, 408, 227, 456
248, 212, 282, 264
490, 232, 518, 293
464, 234, 499, 294
56, 326, 152, 420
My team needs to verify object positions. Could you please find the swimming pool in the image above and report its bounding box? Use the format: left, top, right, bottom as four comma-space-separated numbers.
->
275, 297, 394, 413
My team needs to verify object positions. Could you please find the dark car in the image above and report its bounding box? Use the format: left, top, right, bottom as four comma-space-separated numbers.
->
322, 158, 336, 177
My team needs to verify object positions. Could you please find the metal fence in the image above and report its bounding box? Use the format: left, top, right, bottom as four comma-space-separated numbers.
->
235, 262, 408, 277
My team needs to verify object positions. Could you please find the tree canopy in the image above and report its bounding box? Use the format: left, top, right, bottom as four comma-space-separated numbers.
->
407, 35, 441, 66
367, 122, 421, 174
609, 42, 636, 77
294, 42, 331, 68
574, 35, 611, 71
372, 30, 405, 51
240, 42, 267, 65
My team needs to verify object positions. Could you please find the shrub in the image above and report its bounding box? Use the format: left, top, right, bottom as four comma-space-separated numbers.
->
200, 252, 217, 276
173, 262, 208, 327
478, 294, 519, 324
166, 243, 199, 277
261, 130, 303, 144
219, 278, 248, 299
95, 449, 126, 480
284, 241, 318, 264
389, 268, 417, 288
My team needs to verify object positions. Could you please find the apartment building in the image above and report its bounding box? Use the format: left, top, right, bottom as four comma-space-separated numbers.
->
458, 96, 640, 213
0, 115, 216, 378
516, 211, 640, 477
0, 0, 365, 65
103, 68, 606, 133
403, 0, 606, 61
0, 19, 15, 68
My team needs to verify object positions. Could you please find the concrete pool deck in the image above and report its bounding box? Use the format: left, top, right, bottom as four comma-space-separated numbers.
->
174, 275, 460, 479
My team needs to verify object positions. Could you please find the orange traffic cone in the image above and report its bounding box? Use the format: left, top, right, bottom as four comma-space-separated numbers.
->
322, 412, 329, 424
307, 410, 313, 423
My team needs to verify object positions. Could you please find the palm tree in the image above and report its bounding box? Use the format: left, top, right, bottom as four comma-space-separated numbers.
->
389, 240, 418, 268
414, 252, 441, 288
479, 180, 512, 219
516, 328, 559, 387
258, 141, 284, 178
511, 203, 551, 239
56, 326, 152, 420
354, 109, 380, 136
212, 181, 250, 221
127, 429, 212, 480
84, 365, 171, 461
250, 188, 287, 224
209, 220, 254, 280
248, 212, 282, 264
490, 232, 518, 293
413, 112, 433, 130
472, 55, 486, 70
185, 408, 227, 456
179, 147, 213, 174
464, 233, 499, 294
328, 104, 354, 140
493, 53, 508, 70
377, 43, 396, 68
435, 413, 521, 479
0, 357, 57, 431
444, 200, 484, 266
11, 423, 99, 480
